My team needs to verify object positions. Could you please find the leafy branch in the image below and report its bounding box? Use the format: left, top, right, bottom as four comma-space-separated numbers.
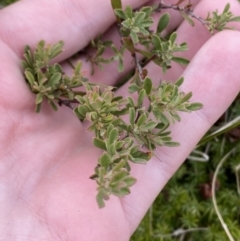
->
154, 1, 240, 33
22, 0, 240, 208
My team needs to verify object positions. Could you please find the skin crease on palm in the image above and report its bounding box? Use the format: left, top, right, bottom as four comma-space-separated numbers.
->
0, 0, 240, 240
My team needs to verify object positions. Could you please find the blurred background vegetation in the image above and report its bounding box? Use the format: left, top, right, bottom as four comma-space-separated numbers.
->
1, 0, 239, 240
0, 0, 16, 6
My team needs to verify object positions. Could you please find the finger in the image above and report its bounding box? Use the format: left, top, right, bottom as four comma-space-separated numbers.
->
120, 31, 240, 233
0, 0, 151, 60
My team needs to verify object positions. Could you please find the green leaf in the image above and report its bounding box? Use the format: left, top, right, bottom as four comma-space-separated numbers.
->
99, 152, 111, 168
153, 110, 169, 125
127, 97, 135, 107
96, 189, 105, 208
111, 187, 130, 197
222, 3, 230, 14
171, 112, 181, 122
24, 45, 31, 55
186, 102, 203, 111
128, 83, 139, 93
93, 138, 107, 150
152, 35, 161, 49
112, 159, 126, 172
114, 9, 125, 20
140, 6, 153, 17
143, 77, 152, 95
75, 95, 84, 104
115, 141, 125, 150
111, 170, 129, 183
49, 41, 64, 59
137, 89, 145, 107
134, 12, 146, 25
76, 105, 89, 119
74, 61, 82, 75
118, 59, 124, 72
38, 40, 45, 48
178, 42, 188, 51
123, 176, 136, 186
157, 13, 170, 33
129, 107, 136, 126
25, 71, 35, 86
172, 56, 190, 65
144, 121, 158, 130
229, 16, 240, 22
107, 124, 114, 135
169, 32, 177, 45
130, 31, 139, 45
125, 5, 133, 18
198, 115, 240, 146
109, 128, 119, 144
137, 113, 147, 127
36, 93, 43, 105
175, 77, 184, 87
130, 157, 147, 164
47, 72, 62, 88
164, 141, 180, 147
96, 46, 105, 57
179, 92, 193, 104
35, 103, 42, 113
109, 143, 116, 156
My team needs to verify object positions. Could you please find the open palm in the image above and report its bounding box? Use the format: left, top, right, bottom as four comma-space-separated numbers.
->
0, 0, 240, 240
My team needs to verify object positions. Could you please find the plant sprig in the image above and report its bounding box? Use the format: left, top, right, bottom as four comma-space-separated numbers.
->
22, 0, 240, 208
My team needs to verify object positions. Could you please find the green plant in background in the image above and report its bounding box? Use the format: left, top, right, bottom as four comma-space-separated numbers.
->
2, 0, 240, 240
0, 0, 18, 7
131, 106, 240, 240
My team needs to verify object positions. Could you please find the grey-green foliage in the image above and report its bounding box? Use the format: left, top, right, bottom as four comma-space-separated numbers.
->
22, 0, 240, 208
23, 41, 86, 112
205, 3, 240, 34
73, 72, 202, 207
115, 5, 154, 44
23, 38, 202, 207
114, 5, 189, 73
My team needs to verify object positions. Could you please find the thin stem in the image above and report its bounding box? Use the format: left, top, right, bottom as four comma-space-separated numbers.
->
153, 227, 209, 238
132, 53, 144, 80
148, 206, 153, 236
211, 148, 236, 241
236, 164, 240, 196
155, 2, 208, 26
58, 99, 78, 110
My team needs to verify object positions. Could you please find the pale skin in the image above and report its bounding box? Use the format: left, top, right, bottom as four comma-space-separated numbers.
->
0, 0, 240, 240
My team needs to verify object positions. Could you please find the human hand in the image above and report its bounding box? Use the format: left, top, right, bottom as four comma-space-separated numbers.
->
0, 0, 240, 240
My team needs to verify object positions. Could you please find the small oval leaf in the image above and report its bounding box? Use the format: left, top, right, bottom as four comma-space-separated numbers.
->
157, 13, 170, 33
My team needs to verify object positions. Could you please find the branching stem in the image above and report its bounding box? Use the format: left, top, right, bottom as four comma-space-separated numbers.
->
132, 53, 144, 81
156, 2, 208, 26
58, 99, 78, 109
